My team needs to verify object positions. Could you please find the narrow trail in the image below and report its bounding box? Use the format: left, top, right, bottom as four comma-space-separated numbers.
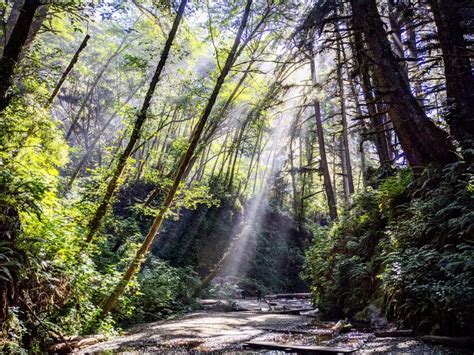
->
80, 311, 312, 352
80, 298, 465, 353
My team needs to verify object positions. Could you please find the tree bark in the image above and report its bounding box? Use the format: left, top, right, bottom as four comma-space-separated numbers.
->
101, 0, 253, 314
0, 0, 40, 112
85, 0, 188, 243
428, 0, 474, 156
310, 55, 337, 220
350, 0, 457, 166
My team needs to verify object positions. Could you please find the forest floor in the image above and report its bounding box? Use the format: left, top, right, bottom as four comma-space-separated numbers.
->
80, 299, 468, 353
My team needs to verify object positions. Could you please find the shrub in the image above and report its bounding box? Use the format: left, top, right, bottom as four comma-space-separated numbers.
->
120, 258, 200, 325
304, 164, 474, 335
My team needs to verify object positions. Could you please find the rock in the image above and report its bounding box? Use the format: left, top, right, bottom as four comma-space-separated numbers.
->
300, 309, 320, 317
201, 299, 235, 311
331, 319, 352, 333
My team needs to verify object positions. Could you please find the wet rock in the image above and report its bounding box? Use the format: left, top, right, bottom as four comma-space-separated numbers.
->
332, 319, 352, 333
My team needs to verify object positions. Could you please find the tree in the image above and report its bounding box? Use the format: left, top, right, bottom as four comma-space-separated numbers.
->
47, 34, 90, 107
102, 0, 254, 314
428, 0, 474, 157
350, 0, 457, 166
0, 0, 40, 112
336, 34, 354, 200
309, 54, 337, 219
85, 0, 188, 243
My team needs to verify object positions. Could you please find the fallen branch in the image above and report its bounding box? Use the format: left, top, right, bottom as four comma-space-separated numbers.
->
374, 330, 413, 337
244, 341, 357, 354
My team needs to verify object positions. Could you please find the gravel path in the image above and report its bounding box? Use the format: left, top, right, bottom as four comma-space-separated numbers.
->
79, 301, 469, 354
80, 311, 313, 353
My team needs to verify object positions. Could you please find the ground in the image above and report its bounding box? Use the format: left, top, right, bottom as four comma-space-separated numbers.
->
80, 299, 467, 353
81, 311, 310, 353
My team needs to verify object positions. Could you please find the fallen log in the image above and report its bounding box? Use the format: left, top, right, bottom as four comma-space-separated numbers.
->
244, 341, 357, 354
265, 293, 312, 299
268, 308, 314, 315
374, 330, 413, 337
76, 335, 106, 347
48, 335, 106, 352
261, 327, 333, 336
421, 336, 474, 349
200, 299, 218, 305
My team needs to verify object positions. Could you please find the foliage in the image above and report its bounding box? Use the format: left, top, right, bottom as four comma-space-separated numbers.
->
304, 165, 474, 335
2, 0, 472, 350
120, 258, 200, 325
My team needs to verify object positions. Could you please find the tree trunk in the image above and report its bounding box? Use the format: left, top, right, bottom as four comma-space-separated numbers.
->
101, 0, 253, 314
336, 37, 354, 198
0, 0, 40, 112
1, 0, 22, 53
350, 0, 457, 166
428, 0, 474, 155
85, 0, 188, 243
310, 55, 337, 220
351, 30, 393, 166
47, 34, 90, 107
20, 3, 48, 59
227, 115, 251, 191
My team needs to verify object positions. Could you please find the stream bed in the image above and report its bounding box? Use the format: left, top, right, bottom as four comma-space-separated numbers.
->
79, 298, 471, 353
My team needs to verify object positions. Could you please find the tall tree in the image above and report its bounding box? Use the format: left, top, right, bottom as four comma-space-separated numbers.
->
428, 0, 474, 156
336, 35, 354, 199
47, 34, 90, 107
351, 30, 393, 167
350, 0, 457, 166
0, 0, 40, 112
85, 0, 188, 243
309, 54, 337, 219
102, 0, 253, 314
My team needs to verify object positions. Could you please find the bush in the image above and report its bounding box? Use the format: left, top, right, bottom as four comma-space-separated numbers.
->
120, 258, 200, 325
304, 164, 474, 335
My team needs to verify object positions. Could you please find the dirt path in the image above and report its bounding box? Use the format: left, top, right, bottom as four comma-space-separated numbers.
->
80, 311, 312, 352
80, 310, 467, 353
79, 296, 469, 353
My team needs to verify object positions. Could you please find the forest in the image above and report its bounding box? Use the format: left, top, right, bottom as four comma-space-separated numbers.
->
0, 0, 473, 352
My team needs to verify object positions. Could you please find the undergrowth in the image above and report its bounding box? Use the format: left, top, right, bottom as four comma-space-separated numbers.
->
304, 163, 474, 336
